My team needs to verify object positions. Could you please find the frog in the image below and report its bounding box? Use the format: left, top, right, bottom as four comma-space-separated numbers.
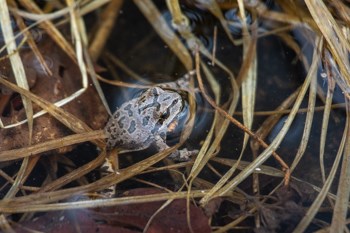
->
104, 73, 198, 161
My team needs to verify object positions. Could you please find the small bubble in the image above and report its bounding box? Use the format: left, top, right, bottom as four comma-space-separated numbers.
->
32, 56, 53, 75
320, 72, 327, 78
30, 28, 43, 43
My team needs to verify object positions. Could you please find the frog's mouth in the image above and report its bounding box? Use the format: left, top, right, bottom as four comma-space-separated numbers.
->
167, 120, 178, 133
168, 101, 190, 134
158, 109, 178, 126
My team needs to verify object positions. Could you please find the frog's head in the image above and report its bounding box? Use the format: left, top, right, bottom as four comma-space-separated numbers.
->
139, 87, 183, 129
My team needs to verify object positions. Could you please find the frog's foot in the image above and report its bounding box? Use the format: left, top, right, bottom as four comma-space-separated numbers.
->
99, 154, 118, 198
169, 148, 198, 161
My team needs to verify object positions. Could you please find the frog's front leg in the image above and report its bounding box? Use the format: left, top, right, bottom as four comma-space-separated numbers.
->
153, 135, 198, 161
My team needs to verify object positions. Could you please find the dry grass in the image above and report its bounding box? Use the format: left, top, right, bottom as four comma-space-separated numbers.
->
0, 0, 349, 232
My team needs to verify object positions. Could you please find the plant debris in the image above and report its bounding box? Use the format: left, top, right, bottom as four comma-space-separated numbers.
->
0, 31, 108, 154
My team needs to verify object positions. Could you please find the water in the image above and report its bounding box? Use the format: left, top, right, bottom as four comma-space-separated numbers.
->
0, 1, 346, 232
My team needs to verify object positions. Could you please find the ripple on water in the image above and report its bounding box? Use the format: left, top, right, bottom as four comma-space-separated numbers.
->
162, 7, 215, 51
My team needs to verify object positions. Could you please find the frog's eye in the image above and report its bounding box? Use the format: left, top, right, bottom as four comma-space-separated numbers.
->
171, 99, 184, 111
160, 111, 169, 120
157, 111, 170, 125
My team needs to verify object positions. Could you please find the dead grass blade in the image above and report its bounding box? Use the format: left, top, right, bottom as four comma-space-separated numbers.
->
329, 101, 350, 232
4, 157, 30, 199
305, 0, 350, 100
0, 189, 212, 213
0, 1, 88, 129
39, 150, 107, 193
318, 62, 335, 182
250, 88, 300, 154
19, 0, 76, 60
0, 145, 183, 207
237, 0, 258, 193
0, 0, 33, 143
0, 77, 105, 148
292, 96, 347, 233
188, 58, 239, 181
290, 61, 317, 171
14, 0, 111, 124
211, 157, 284, 178
133, 0, 193, 71
89, 0, 124, 62
66, 0, 88, 92
10, 1, 52, 76
289, 34, 323, 173
200, 35, 320, 206
0, 130, 104, 162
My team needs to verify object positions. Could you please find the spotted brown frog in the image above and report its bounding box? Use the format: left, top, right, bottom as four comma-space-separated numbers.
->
104, 74, 197, 161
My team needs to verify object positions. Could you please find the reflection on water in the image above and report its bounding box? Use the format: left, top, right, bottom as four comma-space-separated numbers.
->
162, 7, 215, 51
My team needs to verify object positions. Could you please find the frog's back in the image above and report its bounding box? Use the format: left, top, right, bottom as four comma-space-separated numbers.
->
104, 100, 154, 151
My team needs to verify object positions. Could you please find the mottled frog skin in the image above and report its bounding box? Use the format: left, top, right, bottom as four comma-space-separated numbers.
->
104, 75, 197, 161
